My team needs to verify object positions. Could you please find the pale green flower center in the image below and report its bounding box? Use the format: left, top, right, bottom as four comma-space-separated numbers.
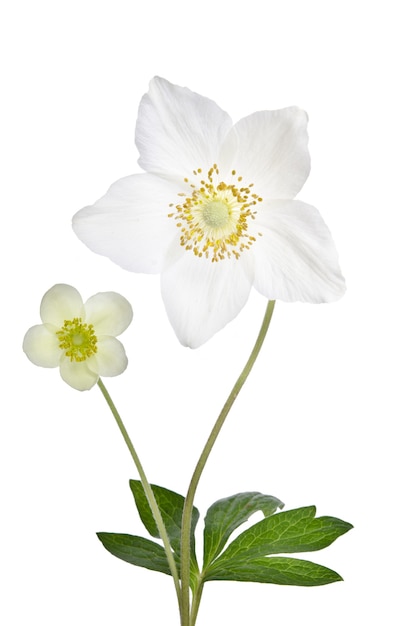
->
168, 164, 263, 262
202, 200, 230, 228
56, 317, 98, 362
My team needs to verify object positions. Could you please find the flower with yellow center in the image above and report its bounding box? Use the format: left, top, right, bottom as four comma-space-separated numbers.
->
73, 77, 345, 348
23, 284, 133, 390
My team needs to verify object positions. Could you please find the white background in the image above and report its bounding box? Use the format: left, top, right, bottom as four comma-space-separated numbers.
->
1, 1, 412, 624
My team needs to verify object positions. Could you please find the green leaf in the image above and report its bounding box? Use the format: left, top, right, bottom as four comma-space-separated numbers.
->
212, 506, 352, 562
204, 506, 352, 587
97, 532, 176, 576
204, 556, 343, 586
98, 483, 201, 588
203, 491, 284, 568
129, 480, 200, 559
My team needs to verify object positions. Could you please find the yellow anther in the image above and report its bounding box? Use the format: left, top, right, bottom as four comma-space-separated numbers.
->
56, 318, 98, 362
168, 166, 262, 262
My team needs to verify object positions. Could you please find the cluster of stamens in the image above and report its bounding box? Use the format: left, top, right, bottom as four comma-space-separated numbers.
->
56, 318, 98, 362
168, 164, 262, 262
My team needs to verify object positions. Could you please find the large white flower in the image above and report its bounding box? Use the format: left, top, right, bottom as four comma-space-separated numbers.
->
23, 284, 133, 391
73, 77, 345, 348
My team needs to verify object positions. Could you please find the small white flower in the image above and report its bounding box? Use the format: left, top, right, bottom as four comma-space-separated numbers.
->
73, 77, 345, 348
23, 284, 133, 391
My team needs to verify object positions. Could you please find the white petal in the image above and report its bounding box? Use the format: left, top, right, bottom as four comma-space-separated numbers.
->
253, 200, 346, 302
94, 336, 128, 377
161, 251, 254, 348
40, 284, 84, 326
219, 108, 310, 199
73, 174, 178, 273
84, 292, 133, 336
23, 324, 61, 367
59, 358, 99, 391
136, 77, 233, 179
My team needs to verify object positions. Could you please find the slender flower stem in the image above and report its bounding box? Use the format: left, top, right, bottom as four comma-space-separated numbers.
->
97, 378, 182, 615
180, 300, 276, 626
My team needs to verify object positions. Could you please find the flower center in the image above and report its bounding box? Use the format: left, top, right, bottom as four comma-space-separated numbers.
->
56, 318, 98, 362
168, 164, 262, 262
202, 200, 230, 228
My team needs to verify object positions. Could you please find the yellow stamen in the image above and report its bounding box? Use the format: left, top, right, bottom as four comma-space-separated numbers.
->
168, 165, 263, 262
56, 318, 98, 362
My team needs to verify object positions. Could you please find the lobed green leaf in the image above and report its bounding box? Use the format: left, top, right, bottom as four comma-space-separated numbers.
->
204, 555, 343, 586
204, 505, 352, 587
97, 532, 176, 576
203, 491, 284, 568
212, 506, 352, 563
129, 480, 199, 559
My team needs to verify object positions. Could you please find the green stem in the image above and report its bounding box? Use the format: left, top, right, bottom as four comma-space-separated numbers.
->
180, 300, 276, 626
97, 378, 182, 615
189, 580, 204, 626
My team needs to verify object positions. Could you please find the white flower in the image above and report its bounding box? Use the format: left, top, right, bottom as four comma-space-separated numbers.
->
23, 284, 133, 391
73, 77, 345, 348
